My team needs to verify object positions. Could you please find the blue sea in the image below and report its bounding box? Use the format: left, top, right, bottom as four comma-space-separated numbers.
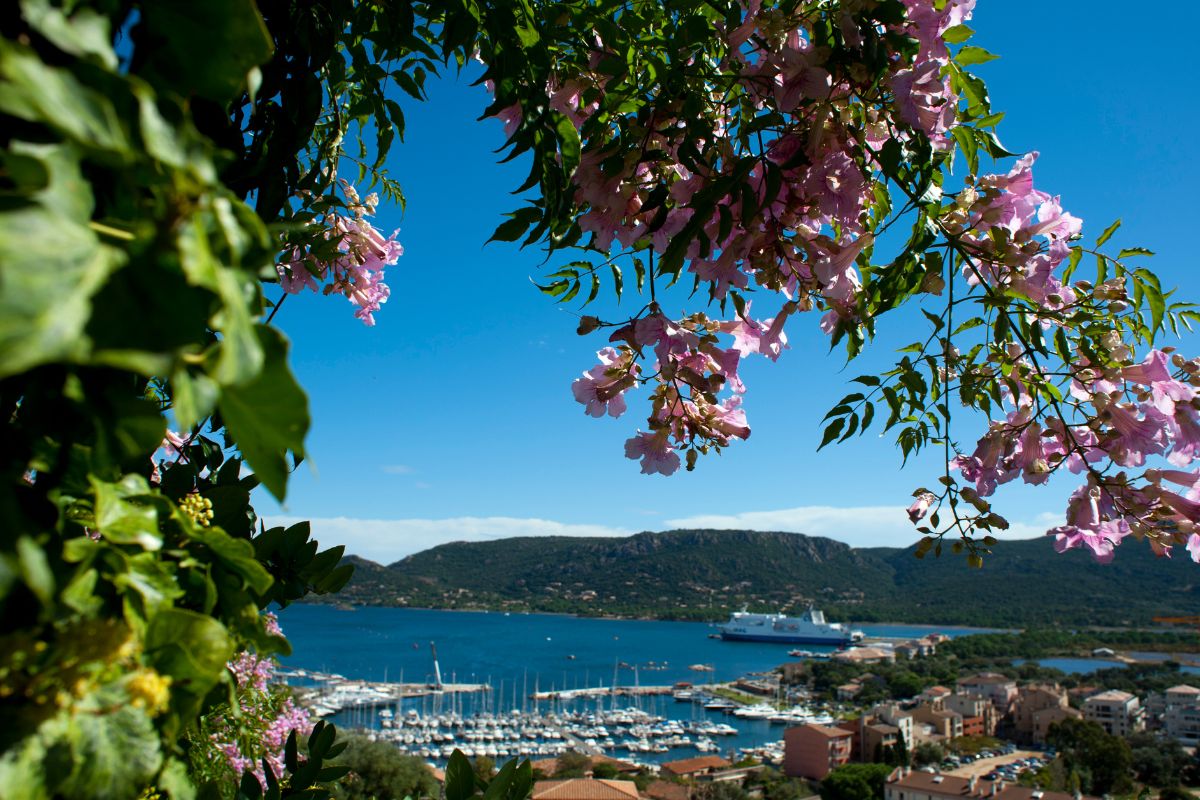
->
276, 606, 995, 689
275, 605, 997, 758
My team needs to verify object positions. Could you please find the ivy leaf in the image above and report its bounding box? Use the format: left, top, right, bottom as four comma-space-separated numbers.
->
91, 475, 162, 551
218, 326, 309, 501
0, 142, 123, 378
61, 704, 163, 799
144, 608, 233, 709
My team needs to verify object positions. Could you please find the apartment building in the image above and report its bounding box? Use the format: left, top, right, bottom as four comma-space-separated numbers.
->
1082, 690, 1145, 737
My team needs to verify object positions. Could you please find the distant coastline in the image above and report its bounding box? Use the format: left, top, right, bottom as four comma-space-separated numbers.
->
317, 528, 1200, 629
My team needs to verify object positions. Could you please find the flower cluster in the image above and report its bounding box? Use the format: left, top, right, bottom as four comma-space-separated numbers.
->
196, 617, 313, 789
277, 181, 401, 326
573, 308, 785, 474
536, 2, 973, 474
484, 0, 1198, 565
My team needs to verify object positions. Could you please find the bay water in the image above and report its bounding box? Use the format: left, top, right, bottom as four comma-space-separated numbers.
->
276, 605, 995, 761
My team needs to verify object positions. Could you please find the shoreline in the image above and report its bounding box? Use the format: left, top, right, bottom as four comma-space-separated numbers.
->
309, 601, 1019, 633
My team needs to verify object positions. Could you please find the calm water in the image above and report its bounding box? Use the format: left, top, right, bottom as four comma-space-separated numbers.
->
275, 605, 998, 758
1017, 657, 1200, 675
277, 605, 995, 689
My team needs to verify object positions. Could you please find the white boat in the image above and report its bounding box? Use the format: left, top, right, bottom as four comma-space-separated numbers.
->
718, 606, 864, 645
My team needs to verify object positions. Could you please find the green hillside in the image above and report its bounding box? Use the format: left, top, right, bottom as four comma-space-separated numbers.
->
326, 530, 1200, 627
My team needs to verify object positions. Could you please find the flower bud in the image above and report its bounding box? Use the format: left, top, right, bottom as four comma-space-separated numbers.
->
577, 315, 602, 335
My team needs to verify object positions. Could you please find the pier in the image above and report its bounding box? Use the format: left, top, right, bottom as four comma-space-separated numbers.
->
531, 685, 675, 700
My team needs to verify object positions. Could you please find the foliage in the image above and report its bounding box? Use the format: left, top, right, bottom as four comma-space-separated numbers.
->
1044, 718, 1135, 796
911, 742, 944, 768
5, 0, 1200, 794
700, 782, 752, 800
1127, 732, 1195, 790
591, 763, 621, 780
444, 751, 534, 800
554, 750, 592, 778
818, 764, 893, 800
330, 733, 438, 800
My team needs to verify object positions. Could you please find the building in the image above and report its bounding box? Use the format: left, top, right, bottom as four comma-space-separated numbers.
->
831, 647, 896, 665
912, 702, 963, 742
1162, 685, 1200, 746
884, 767, 1099, 800
958, 673, 1018, 714
1082, 690, 1145, 737
919, 686, 952, 705
943, 693, 997, 736
895, 635, 944, 659
641, 782, 690, 800
1008, 684, 1078, 744
533, 780, 641, 800
659, 756, 732, 781
872, 703, 915, 752
837, 682, 863, 701
836, 716, 902, 762
783, 723, 853, 780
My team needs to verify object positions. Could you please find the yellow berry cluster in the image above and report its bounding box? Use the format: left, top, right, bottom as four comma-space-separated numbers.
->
179, 493, 214, 527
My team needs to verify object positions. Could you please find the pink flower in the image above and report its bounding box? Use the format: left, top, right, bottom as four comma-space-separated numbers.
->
908, 492, 936, 523
1188, 534, 1200, 563
891, 60, 956, 147
624, 431, 681, 476
229, 651, 274, 692
1048, 484, 1129, 563
263, 612, 283, 638
572, 347, 639, 418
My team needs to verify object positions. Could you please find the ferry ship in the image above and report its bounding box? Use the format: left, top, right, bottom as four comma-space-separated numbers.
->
717, 607, 864, 645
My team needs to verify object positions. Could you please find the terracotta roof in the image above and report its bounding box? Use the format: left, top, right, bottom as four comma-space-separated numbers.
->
642, 780, 690, 800
888, 771, 996, 797
660, 755, 732, 774
887, 770, 1098, 800
533, 780, 641, 800
797, 723, 853, 739
1085, 690, 1136, 702
960, 673, 1014, 685
1168, 684, 1200, 695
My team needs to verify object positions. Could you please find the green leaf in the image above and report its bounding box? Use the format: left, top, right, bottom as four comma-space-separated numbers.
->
553, 113, 582, 176
20, 0, 117, 69
1095, 218, 1121, 247
0, 45, 131, 154
61, 704, 163, 799
446, 750, 475, 800
217, 326, 309, 501
942, 24, 974, 43
818, 418, 846, 450
137, 0, 273, 102
116, 552, 184, 614
144, 608, 233, 698
1117, 247, 1154, 259
0, 142, 124, 378
955, 46, 998, 66
91, 475, 162, 550
16, 536, 54, 605
188, 526, 274, 595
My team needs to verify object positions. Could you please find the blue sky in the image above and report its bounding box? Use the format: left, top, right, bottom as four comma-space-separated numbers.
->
260, 2, 1200, 564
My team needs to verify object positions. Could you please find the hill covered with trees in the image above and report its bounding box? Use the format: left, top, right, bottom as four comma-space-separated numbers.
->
328, 530, 1199, 627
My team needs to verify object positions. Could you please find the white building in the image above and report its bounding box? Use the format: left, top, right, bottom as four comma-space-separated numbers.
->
1082, 690, 1144, 736
1162, 685, 1200, 746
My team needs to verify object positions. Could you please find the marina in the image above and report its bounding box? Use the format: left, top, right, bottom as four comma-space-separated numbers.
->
274, 605, 978, 767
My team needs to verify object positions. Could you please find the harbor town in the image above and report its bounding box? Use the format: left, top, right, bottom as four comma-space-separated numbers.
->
276, 606, 1200, 800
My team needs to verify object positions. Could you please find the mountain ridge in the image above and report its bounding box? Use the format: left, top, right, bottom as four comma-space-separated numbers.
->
326, 529, 1199, 627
